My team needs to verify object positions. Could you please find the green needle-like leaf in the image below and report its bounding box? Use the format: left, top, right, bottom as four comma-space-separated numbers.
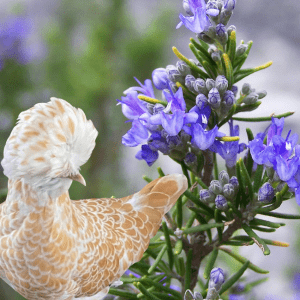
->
250, 218, 285, 229
176, 196, 183, 229
256, 210, 300, 219
185, 249, 193, 291
157, 167, 165, 177
227, 30, 236, 64
235, 101, 262, 113
140, 278, 182, 299
250, 225, 276, 233
242, 223, 271, 255
222, 53, 234, 87
233, 112, 294, 122
253, 164, 264, 193
243, 277, 269, 293
183, 222, 224, 234
235, 160, 245, 207
143, 175, 153, 183
238, 158, 254, 203
219, 247, 269, 274
234, 61, 272, 82
136, 282, 162, 300
148, 245, 167, 274
219, 260, 250, 295
215, 209, 223, 242
190, 37, 217, 67
109, 288, 138, 299
162, 221, 174, 270
195, 176, 208, 189
204, 248, 219, 279
173, 46, 209, 79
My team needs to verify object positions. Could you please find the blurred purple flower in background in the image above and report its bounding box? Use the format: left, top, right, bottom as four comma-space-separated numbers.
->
0, 15, 33, 69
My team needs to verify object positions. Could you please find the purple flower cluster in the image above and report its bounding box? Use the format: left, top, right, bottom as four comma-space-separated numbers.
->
249, 118, 300, 205
177, 0, 236, 45
0, 16, 33, 69
118, 71, 224, 166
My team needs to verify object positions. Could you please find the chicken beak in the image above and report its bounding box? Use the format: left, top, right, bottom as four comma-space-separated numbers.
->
67, 173, 86, 186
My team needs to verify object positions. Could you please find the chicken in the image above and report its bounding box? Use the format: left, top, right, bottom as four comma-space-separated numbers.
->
0, 97, 187, 300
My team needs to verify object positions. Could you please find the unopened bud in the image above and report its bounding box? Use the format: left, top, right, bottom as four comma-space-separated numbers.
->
209, 268, 225, 292
243, 92, 259, 105
177, 61, 191, 76
229, 176, 239, 191
197, 32, 215, 44
215, 75, 228, 94
208, 88, 221, 109
209, 180, 223, 195
242, 83, 251, 95
218, 170, 229, 185
206, 78, 215, 91
211, 51, 221, 62
236, 44, 248, 57
152, 68, 169, 90
185, 74, 196, 92
215, 195, 228, 211
231, 85, 238, 96
184, 152, 197, 166
200, 189, 216, 203
216, 23, 228, 44
223, 183, 235, 199
258, 182, 275, 203
166, 65, 184, 84
223, 90, 235, 107
257, 90, 267, 99
227, 24, 236, 36
196, 94, 208, 109
194, 78, 207, 94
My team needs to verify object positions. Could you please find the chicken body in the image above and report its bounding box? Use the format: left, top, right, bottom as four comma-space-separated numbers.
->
0, 174, 187, 300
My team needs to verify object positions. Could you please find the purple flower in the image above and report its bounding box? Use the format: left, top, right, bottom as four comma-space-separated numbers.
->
152, 68, 169, 90
0, 16, 33, 68
210, 120, 247, 168
190, 123, 219, 150
229, 295, 246, 300
249, 117, 300, 205
136, 144, 159, 166
122, 119, 149, 147
117, 91, 148, 120
176, 0, 219, 34
124, 77, 155, 98
258, 182, 275, 203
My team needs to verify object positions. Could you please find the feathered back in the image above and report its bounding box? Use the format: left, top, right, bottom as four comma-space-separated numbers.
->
1, 98, 98, 185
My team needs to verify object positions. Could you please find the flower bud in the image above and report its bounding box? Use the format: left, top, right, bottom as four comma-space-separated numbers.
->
209, 180, 223, 195
177, 60, 191, 76
200, 189, 216, 204
206, 78, 215, 91
183, 0, 192, 15
215, 75, 228, 94
209, 268, 225, 292
257, 90, 267, 99
241, 83, 251, 95
184, 289, 204, 300
185, 74, 196, 92
196, 94, 208, 109
229, 176, 239, 191
227, 24, 236, 36
219, 9, 232, 26
216, 23, 228, 44
166, 65, 184, 84
208, 88, 221, 109
224, 0, 236, 11
194, 78, 207, 94
184, 152, 197, 167
243, 92, 259, 105
236, 44, 248, 57
152, 68, 169, 90
218, 170, 229, 185
211, 51, 221, 62
258, 182, 275, 203
231, 85, 238, 96
205, 25, 217, 39
197, 32, 214, 44
223, 183, 235, 199
223, 90, 235, 107
215, 195, 228, 211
